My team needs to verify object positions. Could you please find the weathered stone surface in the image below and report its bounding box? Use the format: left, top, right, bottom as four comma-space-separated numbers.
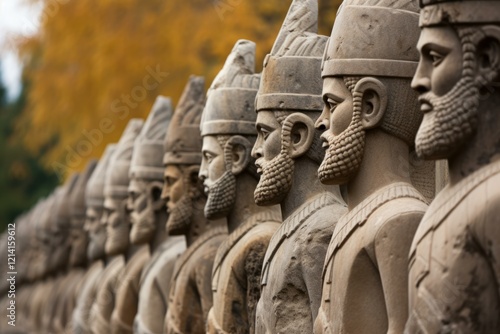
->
252, 1, 346, 333
314, 1, 431, 333
200, 39, 282, 334
163, 76, 228, 334
406, 0, 500, 332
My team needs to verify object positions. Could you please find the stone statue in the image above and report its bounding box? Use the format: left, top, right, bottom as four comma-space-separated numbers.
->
406, 0, 500, 332
200, 39, 282, 334
91, 119, 144, 334
132, 96, 186, 334
73, 144, 116, 334
252, 1, 346, 333
162, 75, 227, 334
42, 174, 80, 334
53, 160, 98, 333
314, 1, 430, 333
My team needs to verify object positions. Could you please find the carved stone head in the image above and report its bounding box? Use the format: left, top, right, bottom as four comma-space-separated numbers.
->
129, 96, 173, 245
69, 160, 97, 267
104, 119, 143, 256
199, 40, 260, 220
316, 0, 422, 185
252, 0, 327, 206
51, 173, 80, 272
162, 76, 206, 235
412, 0, 500, 160
85, 144, 116, 261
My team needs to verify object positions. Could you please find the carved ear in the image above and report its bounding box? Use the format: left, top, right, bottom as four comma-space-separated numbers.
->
477, 26, 500, 83
149, 181, 165, 210
354, 77, 387, 130
282, 113, 315, 159
224, 135, 252, 175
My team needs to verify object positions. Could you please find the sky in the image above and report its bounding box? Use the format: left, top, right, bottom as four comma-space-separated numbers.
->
0, 0, 42, 101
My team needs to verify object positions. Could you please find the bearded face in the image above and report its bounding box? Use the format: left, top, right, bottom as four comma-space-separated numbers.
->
164, 165, 204, 236
253, 111, 295, 206
204, 170, 236, 219
414, 27, 481, 160
317, 77, 366, 185
69, 219, 88, 267
129, 180, 164, 245
85, 206, 106, 261
104, 197, 130, 256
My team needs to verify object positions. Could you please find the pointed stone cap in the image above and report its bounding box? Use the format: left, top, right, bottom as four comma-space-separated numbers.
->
419, 0, 500, 26
322, 0, 419, 78
163, 76, 205, 165
86, 144, 117, 208
54, 173, 80, 229
70, 159, 98, 220
105, 119, 144, 199
202, 40, 260, 137
130, 96, 173, 180
256, 0, 327, 113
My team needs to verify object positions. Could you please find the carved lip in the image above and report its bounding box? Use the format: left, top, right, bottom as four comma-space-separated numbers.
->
255, 160, 263, 175
418, 97, 433, 113
320, 134, 329, 148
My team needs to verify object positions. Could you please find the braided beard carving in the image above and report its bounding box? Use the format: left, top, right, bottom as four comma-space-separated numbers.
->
204, 170, 236, 220
130, 192, 156, 244
318, 86, 366, 185
416, 29, 481, 160
254, 118, 295, 206
166, 171, 204, 235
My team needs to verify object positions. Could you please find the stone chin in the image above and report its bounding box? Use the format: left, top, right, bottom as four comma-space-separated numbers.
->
130, 222, 155, 245
105, 231, 129, 256
254, 151, 294, 207
70, 237, 88, 267
204, 170, 236, 220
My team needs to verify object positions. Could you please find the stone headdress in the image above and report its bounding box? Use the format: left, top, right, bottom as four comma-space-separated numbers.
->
70, 160, 97, 224
201, 39, 260, 137
323, 0, 422, 146
86, 144, 117, 209
105, 119, 144, 199
54, 173, 80, 230
163, 76, 205, 166
419, 0, 500, 27
256, 0, 327, 113
130, 96, 173, 181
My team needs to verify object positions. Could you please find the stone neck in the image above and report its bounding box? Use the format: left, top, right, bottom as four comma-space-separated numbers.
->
227, 172, 267, 234
346, 130, 412, 211
448, 97, 500, 185
185, 198, 225, 247
125, 242, 142, 262
150, 209, 169, 252
280, 157, 341, 221
105, 254, 122, 266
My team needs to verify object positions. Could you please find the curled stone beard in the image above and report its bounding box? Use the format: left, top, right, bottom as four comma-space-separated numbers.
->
318, 98, 366, 185
130, 195, 156, 244
204, 170, 236, 220
416, 28, 483, 160
416, 71, 479, 160
254, 131, 295, 206
166, 180, 204, 235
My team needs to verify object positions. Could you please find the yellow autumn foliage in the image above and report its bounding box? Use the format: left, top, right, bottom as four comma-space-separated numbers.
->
14, 0, 341, 179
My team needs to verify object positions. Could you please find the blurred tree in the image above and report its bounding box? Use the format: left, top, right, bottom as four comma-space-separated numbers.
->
13, 0, 341, 181
0, 66, 59, 232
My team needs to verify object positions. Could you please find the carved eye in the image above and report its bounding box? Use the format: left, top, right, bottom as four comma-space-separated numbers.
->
204, 152, 214, 164
165, 176, 176, 187
429, 50, 444, 66
261, 128, 270, 140
326, 98, 338, 113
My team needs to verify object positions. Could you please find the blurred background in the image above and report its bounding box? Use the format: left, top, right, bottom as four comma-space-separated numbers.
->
0, 0, 342, 232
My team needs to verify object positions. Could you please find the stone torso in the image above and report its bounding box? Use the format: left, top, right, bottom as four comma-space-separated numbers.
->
90, 256, 125, 334
165, 226, 227, 334
72, 261, 104, 334
110, 245, 150, 334
134, 236, 186, 334
406, 161, 500, 334
208, 212, 281, 334
315, 182, 427, 334
255, 192, 345, 334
